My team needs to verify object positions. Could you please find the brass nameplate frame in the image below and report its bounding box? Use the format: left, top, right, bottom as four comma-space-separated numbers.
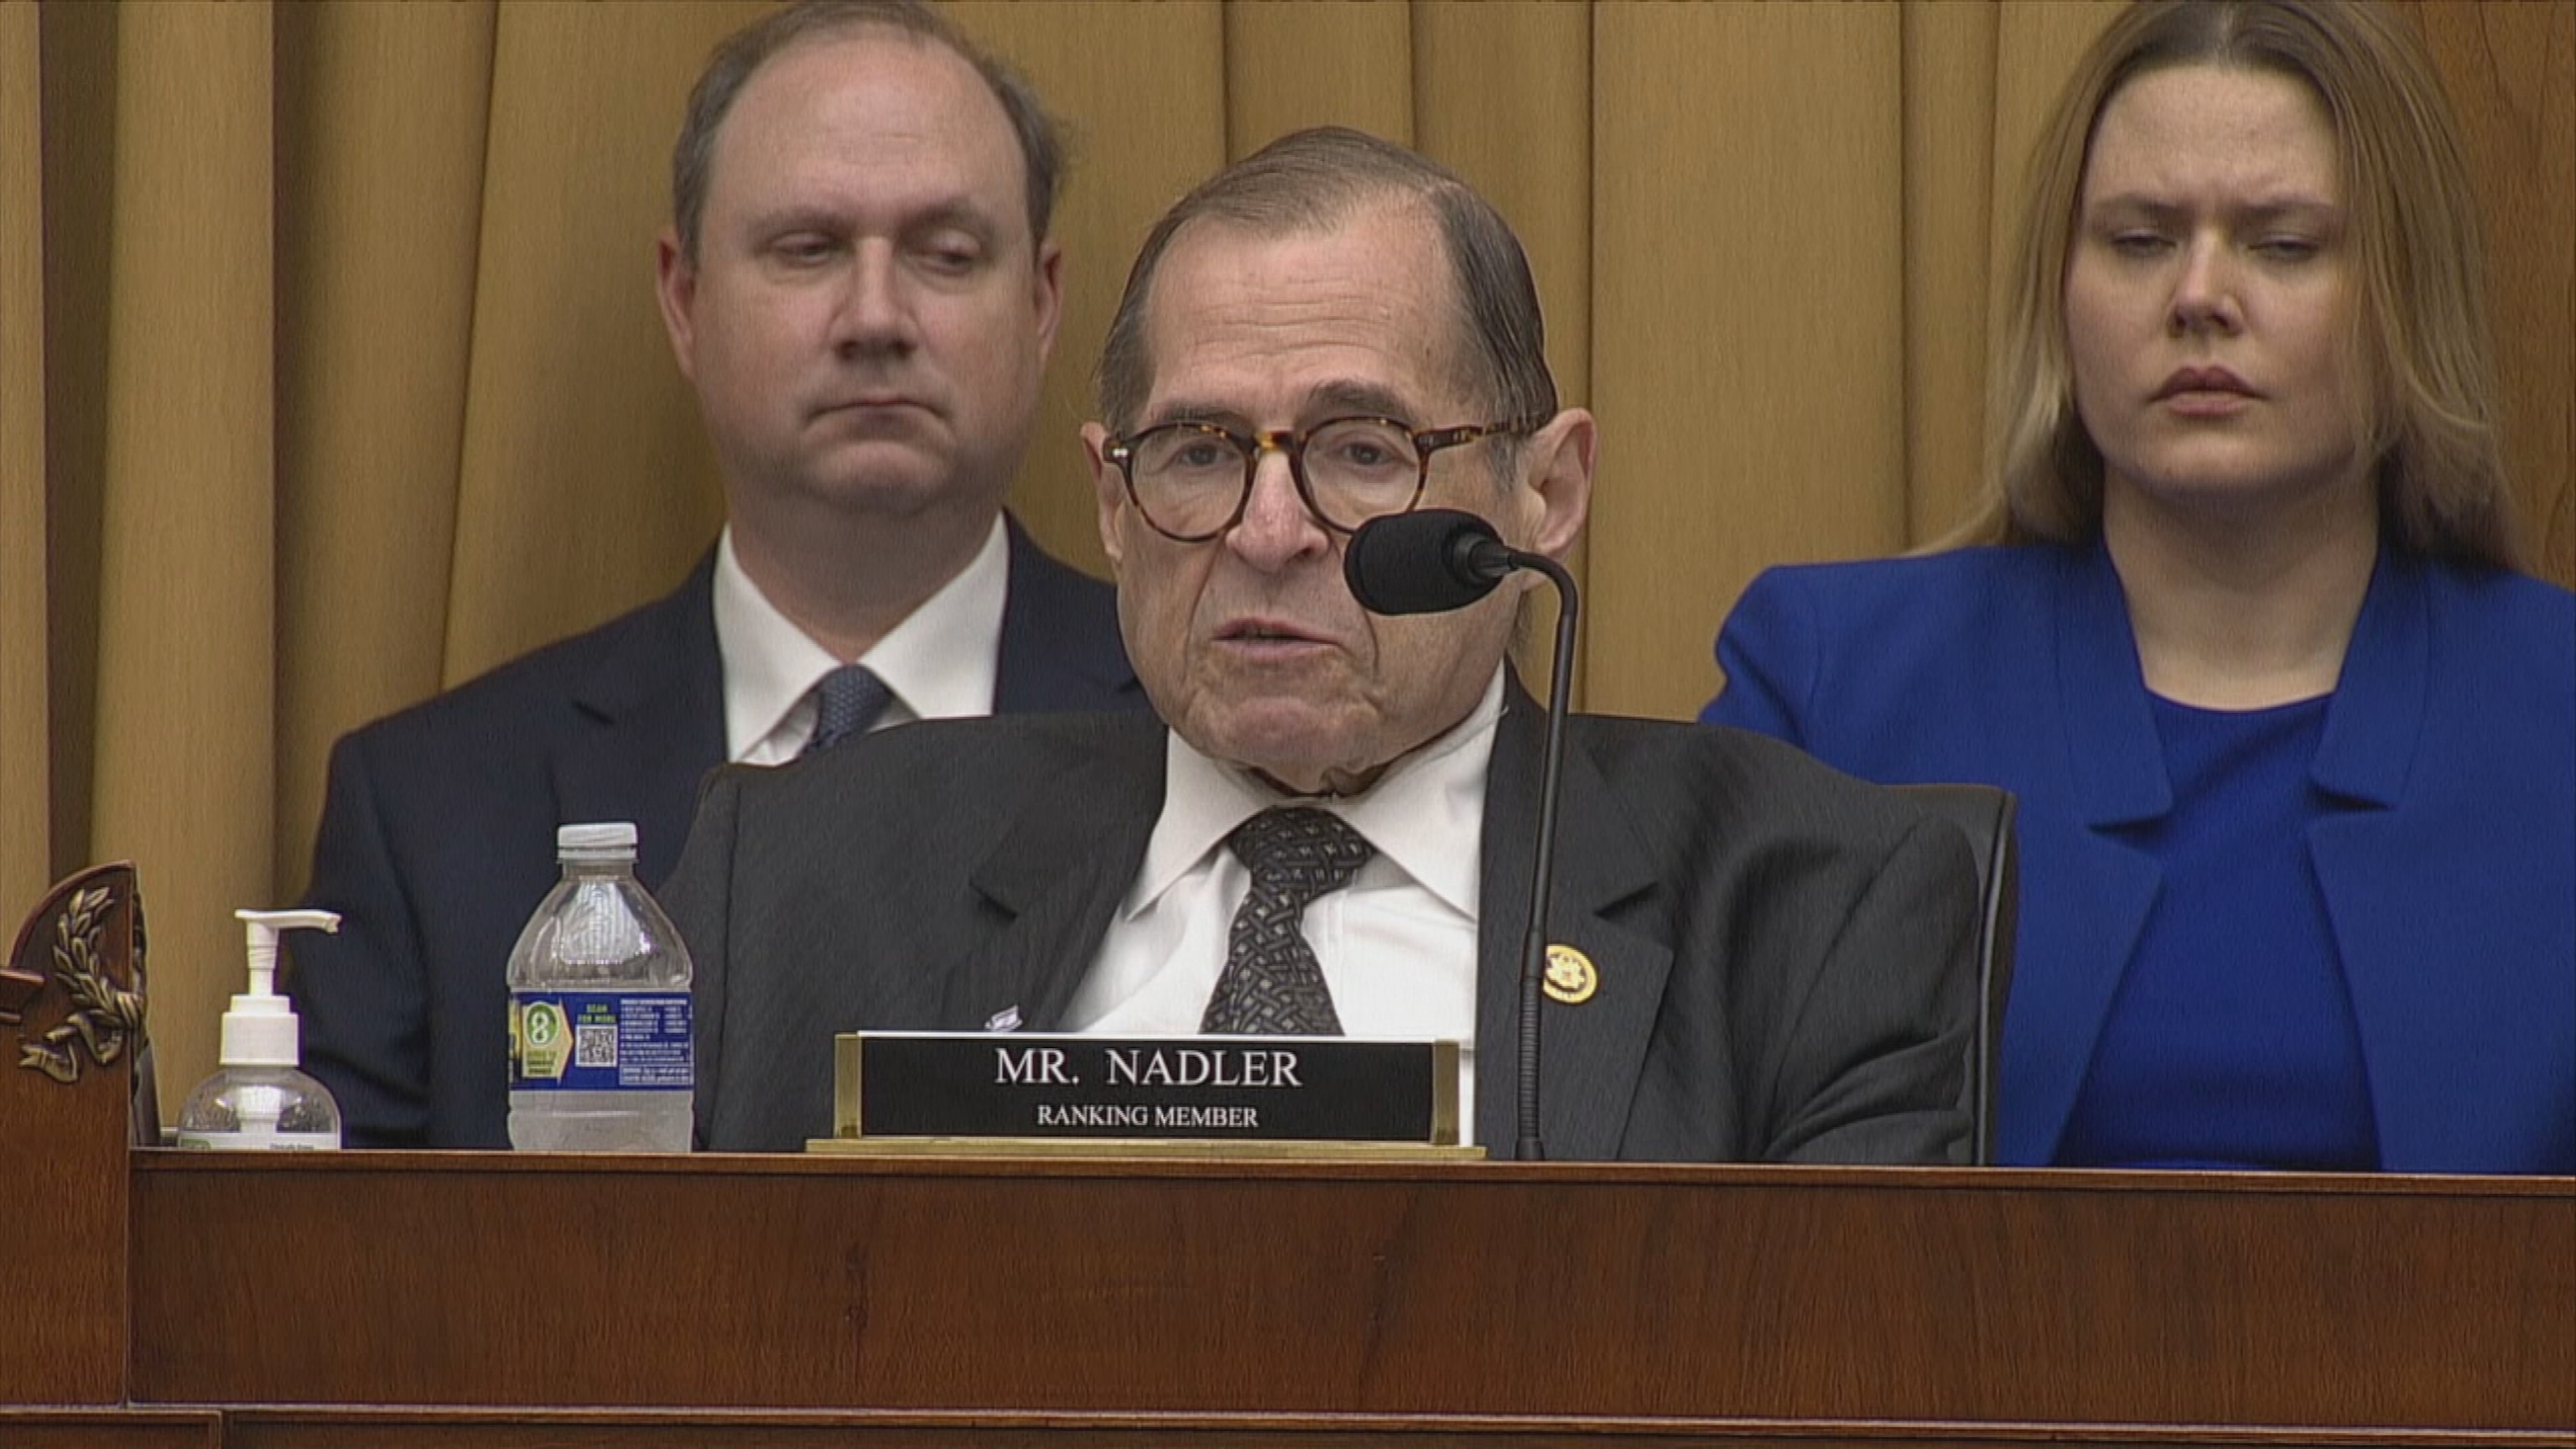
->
813, 1032, 1472, 1159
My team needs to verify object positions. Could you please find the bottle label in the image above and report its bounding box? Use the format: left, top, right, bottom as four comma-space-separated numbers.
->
509, 989, 694, 1092
175, 1129, 340, 1150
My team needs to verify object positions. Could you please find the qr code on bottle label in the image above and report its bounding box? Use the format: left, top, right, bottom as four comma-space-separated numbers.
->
575, 1022, 618, 1069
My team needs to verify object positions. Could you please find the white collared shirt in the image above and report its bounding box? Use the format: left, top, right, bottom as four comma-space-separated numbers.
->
1064, 670, 1504, 1141
712, 516, 1010, 764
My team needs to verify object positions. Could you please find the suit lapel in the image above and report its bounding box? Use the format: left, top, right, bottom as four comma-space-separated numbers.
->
993, 517, 1144, 713
2303, 551, 2435, 1164
916, 688, 1675, 1155
556, 558, 728, 888
943, 729, 1166, 1033
1999, 546, 2167, 1163
1473, 685, 1671, 1160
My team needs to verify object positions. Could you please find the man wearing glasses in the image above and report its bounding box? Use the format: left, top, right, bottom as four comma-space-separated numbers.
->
670, 127, 1978, 1161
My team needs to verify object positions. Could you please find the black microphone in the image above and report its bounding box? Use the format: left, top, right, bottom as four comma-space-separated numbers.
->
1343, 508, 1518, 615
1343, 508, 1580, 1161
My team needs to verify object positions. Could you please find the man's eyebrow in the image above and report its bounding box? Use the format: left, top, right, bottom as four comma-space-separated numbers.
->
1307, 380, 1415, 423
1139, 398, 1254, 433
736, 198, 1007, 240
901, 199, 1004, 238
740, 205, 848, 237
1135, 382, 1425, 435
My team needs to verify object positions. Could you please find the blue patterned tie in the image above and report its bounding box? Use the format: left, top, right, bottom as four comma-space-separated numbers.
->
1201, 808, 1374, 1036
801, 664, 895, 756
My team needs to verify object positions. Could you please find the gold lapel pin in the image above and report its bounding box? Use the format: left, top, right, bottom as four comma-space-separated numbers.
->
1542, 944, 1597, 1005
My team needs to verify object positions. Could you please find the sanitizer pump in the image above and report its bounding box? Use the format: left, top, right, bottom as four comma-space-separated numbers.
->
174, 909, 345, 1150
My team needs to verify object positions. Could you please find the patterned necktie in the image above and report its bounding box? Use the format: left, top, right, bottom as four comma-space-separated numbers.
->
800, 663, 894, 756
1201, 808, 1375, 1036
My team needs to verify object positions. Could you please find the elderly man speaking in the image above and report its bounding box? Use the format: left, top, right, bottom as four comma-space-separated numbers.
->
669, 127, 1978, 1161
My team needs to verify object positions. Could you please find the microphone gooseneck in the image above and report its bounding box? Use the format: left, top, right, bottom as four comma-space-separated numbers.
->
1343, 509, 1579, 1161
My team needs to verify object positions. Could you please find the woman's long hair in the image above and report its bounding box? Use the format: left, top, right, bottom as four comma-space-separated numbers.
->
1955, 0, 2520, 571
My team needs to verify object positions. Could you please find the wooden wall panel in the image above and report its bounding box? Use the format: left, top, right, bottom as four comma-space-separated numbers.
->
86, 1, 277, 1131
1899, 2, 1999, 548
1414, 3, 1594, 692
271, 2, 496, 896
1590, 5, 1907, 720
29, 0, 116, 891
442, 3, 739, 684
950, 1, 1229, 579
1224, 2, 1414, 156
2, 2, 49, 921
2402, 1, 2576, 582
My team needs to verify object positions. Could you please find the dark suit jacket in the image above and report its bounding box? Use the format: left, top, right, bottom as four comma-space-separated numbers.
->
293, 520, 1145, 1147
667, 684, 1979, 1161
1704, 543, 2576, 1171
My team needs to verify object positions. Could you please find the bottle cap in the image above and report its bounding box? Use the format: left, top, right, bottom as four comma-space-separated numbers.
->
224, 909, 340, 1067
557, 822, 639, 860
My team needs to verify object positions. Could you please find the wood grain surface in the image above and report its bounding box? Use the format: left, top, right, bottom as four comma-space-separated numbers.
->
124, 1154, 2575, 1434
0, 867, 138, 1408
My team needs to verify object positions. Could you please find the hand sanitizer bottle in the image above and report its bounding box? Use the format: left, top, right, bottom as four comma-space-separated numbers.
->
175, 909, 345, 1150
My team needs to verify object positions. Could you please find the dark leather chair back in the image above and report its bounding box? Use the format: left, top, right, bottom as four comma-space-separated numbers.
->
1893, 783, 2018, 1165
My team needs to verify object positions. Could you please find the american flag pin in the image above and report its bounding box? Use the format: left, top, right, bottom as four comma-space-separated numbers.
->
984, 1005, 1022, 1033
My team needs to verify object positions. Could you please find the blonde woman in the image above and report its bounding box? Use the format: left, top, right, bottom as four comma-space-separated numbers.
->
1703, 0, 2572, 1171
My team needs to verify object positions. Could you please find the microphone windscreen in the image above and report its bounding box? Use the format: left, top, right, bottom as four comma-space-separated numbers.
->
1345, 509, 1506, 615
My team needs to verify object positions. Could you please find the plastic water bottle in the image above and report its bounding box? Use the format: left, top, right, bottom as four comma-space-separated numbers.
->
506, 823, 694, 1151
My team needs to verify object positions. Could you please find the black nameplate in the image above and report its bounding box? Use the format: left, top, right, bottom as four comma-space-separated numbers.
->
834, 1033, 1459, 1145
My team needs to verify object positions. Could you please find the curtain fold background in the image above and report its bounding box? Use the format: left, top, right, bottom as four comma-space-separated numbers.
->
7, 0, 2570, 1116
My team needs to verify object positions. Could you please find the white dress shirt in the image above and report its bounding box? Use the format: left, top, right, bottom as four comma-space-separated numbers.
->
711, 517, 1010, 764
1065, 670, 1504, 1140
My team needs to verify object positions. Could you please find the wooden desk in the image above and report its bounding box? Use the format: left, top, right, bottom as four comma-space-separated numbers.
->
3, 1151, 2568, 1446
5, 872, 2570, 1446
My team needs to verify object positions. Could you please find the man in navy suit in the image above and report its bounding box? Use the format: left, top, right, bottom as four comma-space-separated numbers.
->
293, 1, 1144, 1148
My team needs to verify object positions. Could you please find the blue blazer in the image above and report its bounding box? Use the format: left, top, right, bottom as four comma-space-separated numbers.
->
1703, 543, 2574, 1172
292, 519, 1148, 1147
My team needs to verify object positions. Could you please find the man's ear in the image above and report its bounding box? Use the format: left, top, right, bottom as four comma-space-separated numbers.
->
654, 227, 699, 383
1031, 238, 1066, 364
1518, 407, 1595, 562
1082, 421, 1127, 574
